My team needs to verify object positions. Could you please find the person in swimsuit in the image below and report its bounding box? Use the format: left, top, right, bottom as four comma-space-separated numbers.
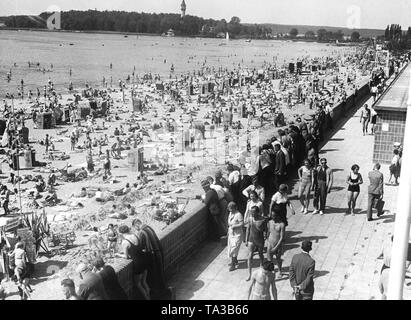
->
269, 184, 295, 227
107, 224, 118, 256
359, 104, 371, 136
370, 105, 378, 135
244, 190, 264, 229
245, 206, 268, 281
247, 261, 277, 300
346, 164, 363, 215
117, 224, 150, 300
298, 159, 314, 214
266, 215, 285, 276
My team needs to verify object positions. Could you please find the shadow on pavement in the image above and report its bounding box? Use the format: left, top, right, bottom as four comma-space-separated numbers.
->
319, 149, 339, 154
330, 186, 345, 192
286, 235, 328, 245
314, 270, 330, 279
381, 214, 394, 223
171, 240, 225, 299
30, 260, 68, 285
326, 206, 352, 214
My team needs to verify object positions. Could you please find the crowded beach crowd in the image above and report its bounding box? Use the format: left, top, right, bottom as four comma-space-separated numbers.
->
0, 45, 409, 300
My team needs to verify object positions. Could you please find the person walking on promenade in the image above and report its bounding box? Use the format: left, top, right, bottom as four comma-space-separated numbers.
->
312, 158, 333, 215
269, 184, 295, 227
200, 180, 226, 239
247, 261, 277, 300
266, 215, 285, 277
370, 105, 378, 135
367, 163, 384, 221
298, 159, 314, 214
359, 104, 371, 136
346, 164, 363, 216
273, 143, 286, 192
388, 149, 400, 185
245, 206, 267, 281
289, 240, 315, 300
227, 202, 244, 272
244, 190, 264, 228
242, 176, 265, 204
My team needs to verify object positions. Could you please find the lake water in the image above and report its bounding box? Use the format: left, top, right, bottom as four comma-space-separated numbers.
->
0, 30, 354, 97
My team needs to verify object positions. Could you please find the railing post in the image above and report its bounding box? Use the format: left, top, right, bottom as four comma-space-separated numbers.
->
387, 67, 411, 300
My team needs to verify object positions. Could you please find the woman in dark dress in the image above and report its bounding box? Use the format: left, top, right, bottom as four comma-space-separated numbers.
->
245, 206, 268, 281
269, 184, 295, 228
117, 224, 150, 300
91, 257, 128, 300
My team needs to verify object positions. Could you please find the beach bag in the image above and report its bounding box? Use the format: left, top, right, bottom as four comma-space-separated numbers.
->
375, 199, 385, 213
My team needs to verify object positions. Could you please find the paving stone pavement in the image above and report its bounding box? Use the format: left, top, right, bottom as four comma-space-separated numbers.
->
169, 97, 406, 300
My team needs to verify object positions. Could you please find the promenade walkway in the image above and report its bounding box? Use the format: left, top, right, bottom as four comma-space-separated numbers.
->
169, 96, 403, 300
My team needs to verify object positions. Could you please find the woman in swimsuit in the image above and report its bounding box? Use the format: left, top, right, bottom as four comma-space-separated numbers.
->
346, 164, 363, 215
245, 206, 268, 282
244, 190, 264, 229
269, 184, 295, 228
117, 224, 150, 300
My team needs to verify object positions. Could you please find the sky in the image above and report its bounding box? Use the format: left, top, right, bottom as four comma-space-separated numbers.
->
1, 0, 410, 30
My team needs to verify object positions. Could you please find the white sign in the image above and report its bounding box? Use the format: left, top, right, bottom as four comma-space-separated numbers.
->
382, 123, 389, 132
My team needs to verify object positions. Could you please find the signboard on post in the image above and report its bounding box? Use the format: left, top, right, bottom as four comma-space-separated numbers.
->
17, 228, 36, 263
0, 217, 20, 232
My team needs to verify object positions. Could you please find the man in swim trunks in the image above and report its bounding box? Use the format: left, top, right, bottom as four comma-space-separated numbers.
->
247, 261, 277, 300
266, 215, 285, 276
246, 206, 267, 281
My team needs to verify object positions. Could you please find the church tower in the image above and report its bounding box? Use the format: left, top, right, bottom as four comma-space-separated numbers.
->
181, 0, 186, 18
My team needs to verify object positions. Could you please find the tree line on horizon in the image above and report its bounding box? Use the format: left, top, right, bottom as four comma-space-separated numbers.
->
1, 10, 367, 41
3, 10, 273, 39
286, 27, 361, 42
384, 24, 411, 50
5, 10, 409, 48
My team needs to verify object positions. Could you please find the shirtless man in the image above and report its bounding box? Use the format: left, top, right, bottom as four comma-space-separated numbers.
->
248, 261, 277, 300
245, 206, 267, 281
266, 215, 285, 276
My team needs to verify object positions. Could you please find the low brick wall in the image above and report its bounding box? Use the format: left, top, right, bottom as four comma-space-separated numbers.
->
157, 203, 209, 277
373, 110, 406, 164
113, 202, 209, 299
330, 82, 370, 122
114, 81, 372, 299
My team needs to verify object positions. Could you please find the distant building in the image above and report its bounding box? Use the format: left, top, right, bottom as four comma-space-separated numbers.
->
166, 29, 175, 37
0, 22, 5, 28
181, 0, 186, 18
